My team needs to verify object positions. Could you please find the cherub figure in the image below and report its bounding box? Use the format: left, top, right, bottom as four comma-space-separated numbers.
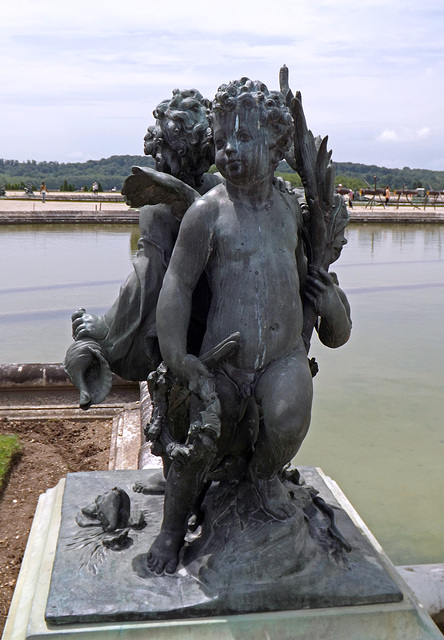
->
64, 89, 223, 407
147, 78, 351, 574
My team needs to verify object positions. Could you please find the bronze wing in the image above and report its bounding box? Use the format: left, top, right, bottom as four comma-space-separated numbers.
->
121, 166, 200, 220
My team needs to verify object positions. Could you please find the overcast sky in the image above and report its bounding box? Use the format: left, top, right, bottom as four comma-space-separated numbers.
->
2, 0, 444, 171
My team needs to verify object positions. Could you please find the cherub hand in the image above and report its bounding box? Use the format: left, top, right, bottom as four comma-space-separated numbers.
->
179, 354, 213, 393
63, 341, 96, 409
72, 308, 108, 341
304, 266, 339, 317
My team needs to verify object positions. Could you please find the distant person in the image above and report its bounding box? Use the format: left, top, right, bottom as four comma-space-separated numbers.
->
92, 181, 99, 195
385, 186, 391, 207
338, 184, 353, 208
40, 182, 47, 203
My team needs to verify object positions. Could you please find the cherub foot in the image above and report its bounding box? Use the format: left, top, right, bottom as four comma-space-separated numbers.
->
132, 470, 165, 495
253, 474, 299, 521
146, 530, 184, 575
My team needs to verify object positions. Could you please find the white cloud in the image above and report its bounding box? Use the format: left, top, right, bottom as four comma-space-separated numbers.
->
1, 0, 444, 166
378, 130, 399, 142
416, 127, 430, 138
377, 127, 431, 144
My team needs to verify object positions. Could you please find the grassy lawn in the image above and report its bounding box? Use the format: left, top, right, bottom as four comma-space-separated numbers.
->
0, 434, 21, 492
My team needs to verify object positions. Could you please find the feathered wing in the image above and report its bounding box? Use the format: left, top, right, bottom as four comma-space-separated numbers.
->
280, 65, 343, 352
279, 79, 335, 220
291, 92, 335, 215
279, 65, 296, 168
315, 135, 335, 215
279, 64, 294, 107
121, 166, 200, 219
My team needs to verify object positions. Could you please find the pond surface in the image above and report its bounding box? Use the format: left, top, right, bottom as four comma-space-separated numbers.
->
0, 224, 140, 363
0, 222, 443, 565
297, 223, 444, 566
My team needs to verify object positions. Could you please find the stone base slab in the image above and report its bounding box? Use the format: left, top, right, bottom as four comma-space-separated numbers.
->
2, 469, 442, 640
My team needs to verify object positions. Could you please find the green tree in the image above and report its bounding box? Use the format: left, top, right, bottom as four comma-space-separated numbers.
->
60, 179, 75, 192
2, 155, 442, 193
274, 172, 303, 189
335, 174, 367, 191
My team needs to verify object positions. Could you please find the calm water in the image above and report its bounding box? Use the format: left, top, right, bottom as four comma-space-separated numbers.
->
298, 223, 444, 565
0, 222, 443, 565
0, 224, 140, 363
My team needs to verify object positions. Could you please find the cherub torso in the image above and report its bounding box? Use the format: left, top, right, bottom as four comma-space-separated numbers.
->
201, 187, 303, 371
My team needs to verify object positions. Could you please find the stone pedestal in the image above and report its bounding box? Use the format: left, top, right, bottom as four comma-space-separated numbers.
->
2, 468, 442, 640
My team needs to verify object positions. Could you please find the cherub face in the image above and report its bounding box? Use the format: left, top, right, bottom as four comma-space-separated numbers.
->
213, 106, 273, 186
330, 227, 348, 263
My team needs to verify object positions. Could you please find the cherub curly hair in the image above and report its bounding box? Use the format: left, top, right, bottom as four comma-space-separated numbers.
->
144, 89, 214, 188
212, 78, 294, 164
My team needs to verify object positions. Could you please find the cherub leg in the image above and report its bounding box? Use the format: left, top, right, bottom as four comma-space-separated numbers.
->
147, 371, 243, 574
147, 461, 205, 574
250, 344, 313, 520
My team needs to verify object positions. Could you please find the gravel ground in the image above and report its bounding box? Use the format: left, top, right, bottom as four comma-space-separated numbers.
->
0, 416, 111, 635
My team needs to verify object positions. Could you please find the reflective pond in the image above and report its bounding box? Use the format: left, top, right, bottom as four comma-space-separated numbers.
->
0, 224, 140, 363
298, 223, 444, 566
0, 222, 443, 565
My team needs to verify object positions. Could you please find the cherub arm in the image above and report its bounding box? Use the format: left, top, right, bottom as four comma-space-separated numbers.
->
304, 267, 351, 348
156, 197, 215, 386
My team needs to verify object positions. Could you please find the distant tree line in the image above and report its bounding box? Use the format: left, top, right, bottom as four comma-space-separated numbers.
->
331, 162, 444, 192
0, 156, 154, 192
1, 156, 443, 193
278, 161, 444, 192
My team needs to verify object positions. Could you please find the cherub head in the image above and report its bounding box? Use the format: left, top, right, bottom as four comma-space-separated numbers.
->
211, 78, 294, 184
144, 89, 214, 189
328, 194, 350, 263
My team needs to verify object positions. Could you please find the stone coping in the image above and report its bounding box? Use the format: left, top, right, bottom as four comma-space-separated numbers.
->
0, 363, 136, 389
1, 196, 443, 224
0, 197, 139, 224
348, 209, 444, 223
